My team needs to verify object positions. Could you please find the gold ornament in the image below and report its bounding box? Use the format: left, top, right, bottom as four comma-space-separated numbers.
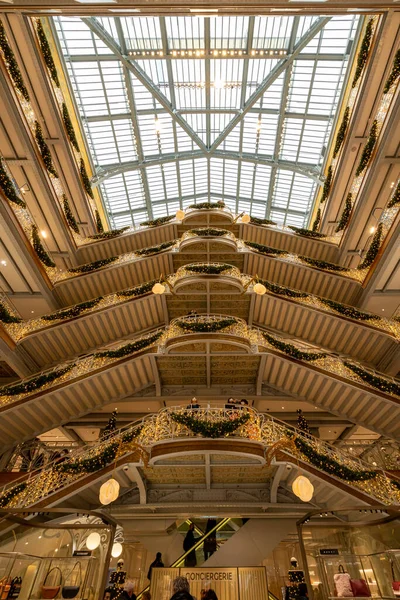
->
253, 282, 267, 295
152, 282, 166, 295
176, 210, 185, 221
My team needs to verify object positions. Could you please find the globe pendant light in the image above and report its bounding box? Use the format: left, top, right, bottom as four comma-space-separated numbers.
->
292, 475, 314, 502
152, 282, 166, 295
111, 542, 123, 558
176, 210, 185, 221
253, 282, 267, 295
241, 214, 251, 224
99, 478, 120, 505
86, 532, 101, 550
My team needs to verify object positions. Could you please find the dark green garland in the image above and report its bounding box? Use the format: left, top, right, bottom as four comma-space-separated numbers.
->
0, 365, 74, 397
0, 161, 26, 208
0, 20, 30, 101
32, 225, 56, 268
188, 201, 225, 210
384, 49, 400, 93
140, 215, 175, 227
255, 277, 308, 299
135, 240, 177, 256
387, 181, 400, 209
262, 332, 324, 362
94, 332, 162, 359
333, 107, 350, 159
289, 433, 378, 482
312, 208, 321, 232
249, 216, 277, 226
299, 255, 350, 273
0, 301, 22, 324
319, 298, 380, 322
188, 228, 230, 237
68, 256, 118, 275
391, 479, 400, 491
288, 226, 326, 239
41, 298, 102, 321
176, 317, 238, 333
34, 121, 58, 178
62, 103, 79, 152
356, 120, 378, 177
171, 412, 250, 438
80, 159, 94, 199
358, 223, 383, 270
95, 209, 104, 233
116, 280, 157, 297
352, 19, 374, 88
63, 195, 80, 234
185, 263, 234, 275
321, 166, 333, 203
335, 193, 353, 232
0, 483, 27, 508
89, 227, 129, 240
244, 240, 288, 257
344, 361, 400, 396
36, 20, 59, 87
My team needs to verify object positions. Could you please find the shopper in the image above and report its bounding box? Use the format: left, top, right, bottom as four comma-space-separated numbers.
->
203, 518, 217, 561
183, 523, 197, 567
103, 589, 113, 600
147, 551, 164, 580
119, 581, 137, 600
170, 577, 194, 600
202, 591, 218, 600
187, 398, 200, 409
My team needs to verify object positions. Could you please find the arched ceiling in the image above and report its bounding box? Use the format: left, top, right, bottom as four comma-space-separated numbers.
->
53, 13, 360, 228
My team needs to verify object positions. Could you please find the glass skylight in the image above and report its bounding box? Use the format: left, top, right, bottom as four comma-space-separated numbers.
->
53, 14, 360, 228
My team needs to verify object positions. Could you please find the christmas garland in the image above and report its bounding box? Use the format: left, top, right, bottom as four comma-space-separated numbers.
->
319, 298, 380, 322
94, 332, 162, 359
335, 193, 353, 232
249, 216, 277, 226
62, 103, 80, 152
34, 121, 58, 178
312, 208, 321, 232
41, 298, 102, 321
116, 280, 157, 297
0, 161, 26, 208
89, 227, 129, 240
188, 201, 225, 210
344, 361, 400, 396
355, 119, 378, 177
333, 106, 350, 158
95, 209, 104, 233
255, 278, 308, 299
36, 20, 59, 87
0, 365, 74, 397
68, 256, 118, 274
0, 301, 22, 324
298, 256, 350, 273
289, 433, 378, 482
171, 411, 250, 438
188, 228, 231, 237
358, 223, 383, 269
80, 159, 94, 199
262, 332, 324, 362
321, 166, 333, 203
388, 181, 400, 209
244, 240, 288, 256
63, 195, 80, 234
0, 482, 27, 508
135, 240, 177, 256
384, 49, 400, 93
176, 317, 238, 333
140, 215, 175, 227
0, 20, 30, 101
32, 225, 56, 268
352, 18, 374, 89
288, 226, 326, 239
184, 263, 234, 275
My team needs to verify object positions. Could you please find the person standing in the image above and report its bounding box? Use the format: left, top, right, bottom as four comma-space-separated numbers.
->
203, 519, 217, 561
183, 523, 197, 567
147, 551, 164, 581
118, 581, 137, 600
170, 577, 194, 600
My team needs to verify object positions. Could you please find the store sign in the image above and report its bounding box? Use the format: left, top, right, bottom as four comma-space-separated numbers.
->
73, 550, 92, 556
320, 549, 339, 555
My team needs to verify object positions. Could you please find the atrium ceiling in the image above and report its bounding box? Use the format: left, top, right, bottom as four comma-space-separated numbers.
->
53, 14, 360, 228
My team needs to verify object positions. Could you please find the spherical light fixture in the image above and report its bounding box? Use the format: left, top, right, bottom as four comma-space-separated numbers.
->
152, 282, 166, 295
292, 475, 314, 502
86, 532, 101, 550
253, 282, 267, 296
99, 478, 120, 505
241, 214, 251, 224
176, 210, 185, 221
111, 542, 123, 558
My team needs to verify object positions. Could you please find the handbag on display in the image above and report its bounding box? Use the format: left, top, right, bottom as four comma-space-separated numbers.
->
41, 567, 62, 599
8, 577, 22, 598
334, 565, 354, 598
391, 559, 400, 596
349, 578, 371, 597
0, 578, 10, 600
61, 562, 82, 599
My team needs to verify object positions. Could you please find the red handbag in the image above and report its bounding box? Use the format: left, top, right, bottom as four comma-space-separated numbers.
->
349, 578, 370, 597
41, 566, 62, 599
391, 560, 400, 596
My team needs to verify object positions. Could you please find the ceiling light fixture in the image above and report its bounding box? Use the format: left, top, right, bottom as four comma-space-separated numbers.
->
40, 230, 48, 238
213, 79, 225, 89
0, 260, 6, 266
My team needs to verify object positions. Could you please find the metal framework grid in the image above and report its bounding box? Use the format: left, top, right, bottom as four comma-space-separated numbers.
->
53, 15, 360, 228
